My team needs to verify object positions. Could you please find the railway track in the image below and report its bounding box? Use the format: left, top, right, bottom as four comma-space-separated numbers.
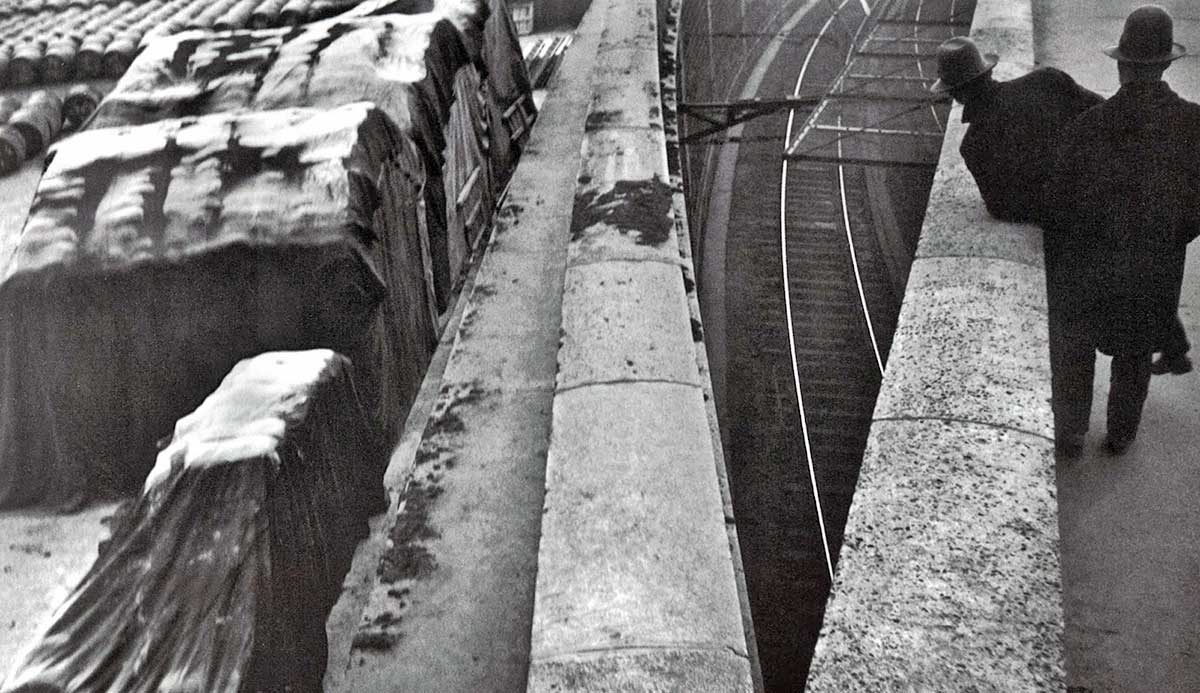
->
709, 0, 968, 688
781, 158, 894, 487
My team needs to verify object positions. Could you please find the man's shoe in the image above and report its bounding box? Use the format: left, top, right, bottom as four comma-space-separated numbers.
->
1055, 434, 1084, 460
1151, 352, 1192, 375
1104, 436, 1134, 456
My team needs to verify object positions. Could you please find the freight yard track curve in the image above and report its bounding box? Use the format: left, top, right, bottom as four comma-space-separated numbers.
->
708, 0, 967, 687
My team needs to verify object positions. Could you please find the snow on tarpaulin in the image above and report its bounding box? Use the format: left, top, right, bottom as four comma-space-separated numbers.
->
0, 103, 434, 509
336, 0, 536, 189
334, 0, 489, 63
90, 13, 490, 310
1, 350, 387, 692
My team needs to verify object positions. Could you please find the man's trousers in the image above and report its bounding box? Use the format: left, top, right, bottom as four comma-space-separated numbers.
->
1049, 318, 1153, 443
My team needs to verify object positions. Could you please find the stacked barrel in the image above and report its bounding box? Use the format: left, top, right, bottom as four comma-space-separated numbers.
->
0, 0, 380, 88
0, 85, 105, 174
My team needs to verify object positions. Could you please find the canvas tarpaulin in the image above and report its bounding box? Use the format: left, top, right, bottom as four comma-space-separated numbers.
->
2, 350, 386, 692
90, 12, 490, 311
0, 103, 434, 508
336, 0, 537, 189
481, 0, 537, 188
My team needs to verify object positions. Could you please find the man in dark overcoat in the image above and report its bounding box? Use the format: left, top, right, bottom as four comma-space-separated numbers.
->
932, 37, 1102, 459
1042, 4, 1200, 456
932, 37, 1102, 225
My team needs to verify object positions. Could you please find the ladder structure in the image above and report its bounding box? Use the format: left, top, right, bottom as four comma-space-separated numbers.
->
679, 0, 975, 169
785, 0, 974, 170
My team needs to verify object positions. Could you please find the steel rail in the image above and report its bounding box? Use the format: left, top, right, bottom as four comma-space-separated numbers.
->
834, 114, 887, 377
778, 0, 860, 586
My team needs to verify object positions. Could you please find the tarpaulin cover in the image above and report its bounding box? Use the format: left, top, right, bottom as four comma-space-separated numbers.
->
90, 13, 487, 310
338, 0, 536, 188
445, 60, 494, 268
336, 0, 489, 63
2, 350, 387, 692
481, 0, 536, 187
0, 103, 434, 508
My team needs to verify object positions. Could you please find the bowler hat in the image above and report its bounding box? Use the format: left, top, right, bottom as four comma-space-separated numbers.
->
1104, 5, 1186, 63
930, 37, 998, 92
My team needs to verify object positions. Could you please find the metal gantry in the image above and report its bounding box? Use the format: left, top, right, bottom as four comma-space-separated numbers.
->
784, 0, 972, 170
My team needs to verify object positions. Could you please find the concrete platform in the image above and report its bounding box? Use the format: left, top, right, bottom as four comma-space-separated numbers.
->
0, 504, 118, 673
327, 0, 753, 689
809, 0, 1200, 690
807, 0, 1064, 688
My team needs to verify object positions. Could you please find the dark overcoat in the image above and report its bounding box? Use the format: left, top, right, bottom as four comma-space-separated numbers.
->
960, 67, 1102, 224
1043, 80, 1200, 355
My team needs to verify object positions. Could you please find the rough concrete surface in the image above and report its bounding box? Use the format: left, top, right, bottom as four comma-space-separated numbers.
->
809, 419, 1062, 691
527, 0, 753, 689
529, 648, 753, 693
533, 383, 745, 653
557, 260, 700, 390
325, 0, 601, 687
872, 256, 1053, 439
1033, 1, 1200, 690
0, 113, 119, 673
807, 0, 1066, 688
0, 504, 118, 674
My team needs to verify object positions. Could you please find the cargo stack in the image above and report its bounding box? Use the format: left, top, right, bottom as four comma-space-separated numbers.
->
0, 103, 434, 508
0, 0, 537, 685
3, 350, 387, 691
337, 0, 537, 192
89, 12, 497, 311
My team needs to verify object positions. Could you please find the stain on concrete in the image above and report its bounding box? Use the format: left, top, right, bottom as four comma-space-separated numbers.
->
493, 203, 524, 236
585, 109, 624, 132
351, 629, 400, 651
378, 380, 490, 588
690, 317, 703, 342
456, 285, 497, 340
570, 176, 674, 247
8, 543, 50, 558
418, 381, 486, 449
377, 480, 441, 584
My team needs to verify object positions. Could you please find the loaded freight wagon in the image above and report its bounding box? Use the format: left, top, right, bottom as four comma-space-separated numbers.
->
0, 103, 434, 508
338, 0, 537, 190
4, 350, 386, 691
0, 0, 540, 681
88, 10, 518, 312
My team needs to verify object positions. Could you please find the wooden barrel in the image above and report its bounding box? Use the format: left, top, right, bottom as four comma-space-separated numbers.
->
214, 0, 257, 32
249, 0, 288, 29
0, 44, 10, 88
75, 33, 109, 79
9, 40, 43, 86
189, 0, 229, 30
42, 35, 77, 83
101, 34, 137, 79
0, 94, 21, 124
62, 83, 101, 129
279, 0, 311, 26
8, 90, 62, 155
